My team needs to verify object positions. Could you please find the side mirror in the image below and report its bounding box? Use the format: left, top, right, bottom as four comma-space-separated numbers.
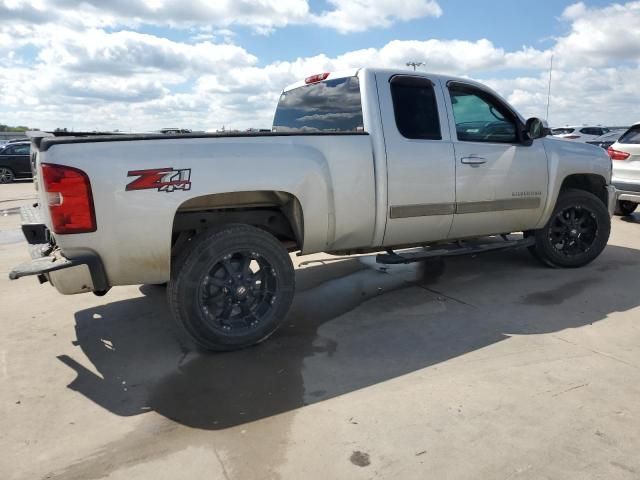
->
524, 117, 550, 140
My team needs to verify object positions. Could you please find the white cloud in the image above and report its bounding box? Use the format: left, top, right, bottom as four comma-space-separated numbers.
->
312, 0, 442, 33
0, 0, 443, 33
1, 1, 640, 131
554, 1, 640, 66
37, 29, 257, 75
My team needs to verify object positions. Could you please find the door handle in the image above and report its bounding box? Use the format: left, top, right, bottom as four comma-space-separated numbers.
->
461, 155, 487, 165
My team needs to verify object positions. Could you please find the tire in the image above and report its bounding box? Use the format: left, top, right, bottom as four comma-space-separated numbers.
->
168, 224, 295, 351
614, 200, 637, 216
0, 167, 15, 184
530, 188, 610, 268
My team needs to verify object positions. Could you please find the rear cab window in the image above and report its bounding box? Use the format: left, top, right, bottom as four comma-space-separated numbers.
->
272, 76, 364, 132
389, 76, 441, 140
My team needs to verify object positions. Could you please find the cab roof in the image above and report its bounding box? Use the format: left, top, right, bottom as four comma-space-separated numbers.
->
282, 67, 500, 96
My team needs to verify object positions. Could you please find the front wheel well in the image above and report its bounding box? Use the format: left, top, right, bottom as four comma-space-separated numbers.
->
559, 174, 608, 206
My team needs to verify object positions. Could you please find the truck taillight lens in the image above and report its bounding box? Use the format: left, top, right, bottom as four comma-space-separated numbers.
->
608, 147, 630, 160
41, 163, 96, 234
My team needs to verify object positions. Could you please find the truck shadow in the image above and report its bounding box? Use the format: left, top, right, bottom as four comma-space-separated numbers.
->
59, 245, 640, 430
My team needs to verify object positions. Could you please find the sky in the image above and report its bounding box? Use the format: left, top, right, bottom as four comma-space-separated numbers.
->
0, 0, 639, 131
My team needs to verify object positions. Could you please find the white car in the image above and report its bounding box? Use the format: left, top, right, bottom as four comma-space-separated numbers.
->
609, 122, 640, 215
552, 126, 610, 142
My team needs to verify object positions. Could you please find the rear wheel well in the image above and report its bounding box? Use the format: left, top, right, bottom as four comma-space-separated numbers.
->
170, 191, 304, 259
559, 174, 608, 206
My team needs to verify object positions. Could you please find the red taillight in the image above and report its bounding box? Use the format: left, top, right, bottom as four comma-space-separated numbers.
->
608, 147, 630, 161
41, 163, 96, 234
305, 72, 330, 84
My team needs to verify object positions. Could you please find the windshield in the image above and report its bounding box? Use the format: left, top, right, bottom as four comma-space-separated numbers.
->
551, 128, 575, 135
272, 76, 364, 133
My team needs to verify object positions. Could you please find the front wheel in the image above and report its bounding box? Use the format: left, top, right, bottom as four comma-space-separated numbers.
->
614, 200, 637, 216
168, 224, 295, 351
530, 189, 610, 268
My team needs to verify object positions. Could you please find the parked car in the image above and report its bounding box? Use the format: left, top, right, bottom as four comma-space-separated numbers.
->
586, 129, 626, 150
551, 126, 610, 142
0, 141, 31, 183
609, 122, 640, 216
10, 68, 615, 351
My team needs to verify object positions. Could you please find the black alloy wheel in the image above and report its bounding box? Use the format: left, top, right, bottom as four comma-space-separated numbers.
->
530, 189, 610, 268
168, 224, 295, 351
547, 205, 598, 257
198, 251, 278, 334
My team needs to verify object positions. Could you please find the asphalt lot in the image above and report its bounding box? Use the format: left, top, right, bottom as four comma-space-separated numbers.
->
1, 181, 640, 480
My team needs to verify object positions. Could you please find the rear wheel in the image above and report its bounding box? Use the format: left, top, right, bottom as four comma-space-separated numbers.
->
168, 224, 295, 351
530, 189, 610, 268
0, 167, 14, 184
614, 200, 637, 216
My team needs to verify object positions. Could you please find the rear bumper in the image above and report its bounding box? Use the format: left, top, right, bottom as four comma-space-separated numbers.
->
606, 185, 617, 216
9, 205, 109, 295
613, 180, 640, 204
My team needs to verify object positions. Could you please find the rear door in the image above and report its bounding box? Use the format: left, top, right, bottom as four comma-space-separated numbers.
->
444, 82, 548, 238
376, 73, 456, 246
612, 125, 640, 185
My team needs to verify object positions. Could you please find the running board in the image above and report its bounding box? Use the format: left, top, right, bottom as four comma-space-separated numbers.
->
376, 237, 535, 265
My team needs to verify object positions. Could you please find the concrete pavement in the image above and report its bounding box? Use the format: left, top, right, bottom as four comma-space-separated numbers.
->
1, 182, 640, 479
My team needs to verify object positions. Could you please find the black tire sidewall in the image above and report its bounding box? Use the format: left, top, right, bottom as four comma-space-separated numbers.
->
169, 225, 295, 351
617, 200, 637, 216
534, 189, 610, 268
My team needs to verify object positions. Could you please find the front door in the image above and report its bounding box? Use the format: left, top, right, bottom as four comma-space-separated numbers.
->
376, 73, 456, 246
444, 82, 548, 238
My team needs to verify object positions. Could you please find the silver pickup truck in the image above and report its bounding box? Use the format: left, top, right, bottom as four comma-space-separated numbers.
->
10, 67, 615, 351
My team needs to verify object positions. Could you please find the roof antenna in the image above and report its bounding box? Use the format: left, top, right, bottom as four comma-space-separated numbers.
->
546, 54, 554, 123
406, 61, 425, 71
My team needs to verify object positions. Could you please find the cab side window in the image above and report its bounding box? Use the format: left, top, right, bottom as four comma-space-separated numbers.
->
449, 84, 518, 143
390, 76, 441, 140
14, 145, 29, 155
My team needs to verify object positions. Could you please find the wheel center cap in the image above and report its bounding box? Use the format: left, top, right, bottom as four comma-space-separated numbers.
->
236, 286, 247, 297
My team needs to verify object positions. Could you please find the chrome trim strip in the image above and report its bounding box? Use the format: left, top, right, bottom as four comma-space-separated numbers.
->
456, 197, 541, 214
389, 203, 456, 219
389, 197, 541, 219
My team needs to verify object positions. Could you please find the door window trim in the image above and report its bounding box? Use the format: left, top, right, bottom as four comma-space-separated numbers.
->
447, 81, 525, 145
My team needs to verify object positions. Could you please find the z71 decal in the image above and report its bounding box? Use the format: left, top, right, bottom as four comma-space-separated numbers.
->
126, 168, 192, 192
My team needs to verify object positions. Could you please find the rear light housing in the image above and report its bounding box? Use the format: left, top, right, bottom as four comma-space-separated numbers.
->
305, 72, 330, 84
41, 163, 96, 234
608, 147, 630, 161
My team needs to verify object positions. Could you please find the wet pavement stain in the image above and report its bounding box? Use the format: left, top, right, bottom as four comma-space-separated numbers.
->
350, 450, 371, 467
520, 277, 601, 306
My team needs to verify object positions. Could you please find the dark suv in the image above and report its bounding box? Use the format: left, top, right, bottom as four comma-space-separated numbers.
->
0, 142, 31, 183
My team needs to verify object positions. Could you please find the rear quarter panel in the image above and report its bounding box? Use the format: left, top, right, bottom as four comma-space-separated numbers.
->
42, 135, 376, 285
